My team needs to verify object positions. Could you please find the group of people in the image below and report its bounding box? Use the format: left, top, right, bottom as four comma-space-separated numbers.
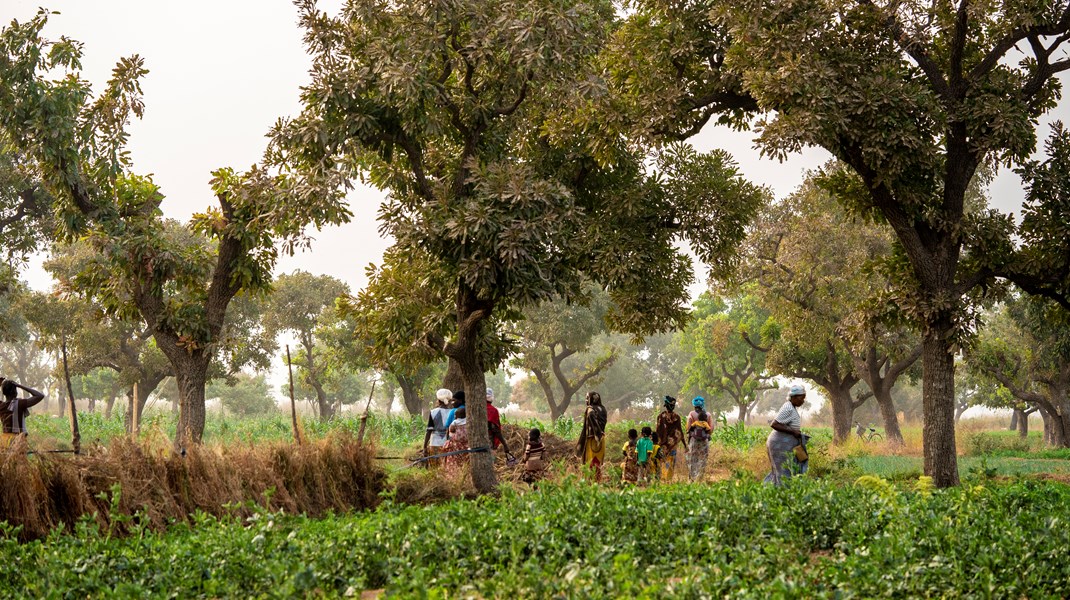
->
615, 395, 714, 484
419, 381, 808, 487
422, 387, 513, 470
576, 386, 810, 486
0, 377, 45, 446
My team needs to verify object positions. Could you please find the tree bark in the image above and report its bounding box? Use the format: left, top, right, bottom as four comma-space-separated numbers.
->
396, 374, 423, 416
921, 326, 960, 487
442, 358, 463, 392
444, 288, 496, 493
1017, 408, 1029, 438
827, 386, 858, 443
1009, 409, 1019, 431
173, 354, 210, 449
105, 393, 116, 419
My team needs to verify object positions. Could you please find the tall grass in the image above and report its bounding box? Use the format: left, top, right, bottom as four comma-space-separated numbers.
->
0, 432, 385, 541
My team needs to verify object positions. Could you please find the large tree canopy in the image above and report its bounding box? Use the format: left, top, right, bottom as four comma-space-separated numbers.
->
0, 11, 349, 446
606, 0, 1070, 486
273, 0, 766, 491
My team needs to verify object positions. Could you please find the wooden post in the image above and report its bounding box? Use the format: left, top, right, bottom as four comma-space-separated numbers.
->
61, 335, 80, 455
131, 382, 140, 439
286, 345, 302, 445
356, 376, 377, 445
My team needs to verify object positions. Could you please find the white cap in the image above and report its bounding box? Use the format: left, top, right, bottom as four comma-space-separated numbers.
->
789, 384, 806, 397
436, 388, 452, 402
486, 387, 494, 400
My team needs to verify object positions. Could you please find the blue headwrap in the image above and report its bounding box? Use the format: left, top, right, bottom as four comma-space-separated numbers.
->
692, 396, 705, 408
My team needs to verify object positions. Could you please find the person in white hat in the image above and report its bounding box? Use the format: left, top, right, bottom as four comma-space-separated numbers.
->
764, 384, 809, 486
423, 388, 453, 466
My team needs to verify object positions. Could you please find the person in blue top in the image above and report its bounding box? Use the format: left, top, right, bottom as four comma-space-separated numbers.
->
636, 426, 654, 484
444, 390, 465, 430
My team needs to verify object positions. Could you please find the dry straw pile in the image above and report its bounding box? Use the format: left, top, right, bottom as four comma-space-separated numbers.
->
0, 432, 385, 540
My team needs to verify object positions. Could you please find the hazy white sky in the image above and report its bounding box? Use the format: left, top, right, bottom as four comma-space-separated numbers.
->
6, 0, 1060, 296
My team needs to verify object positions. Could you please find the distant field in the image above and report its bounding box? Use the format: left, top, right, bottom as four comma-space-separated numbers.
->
851, 455, 1070, 479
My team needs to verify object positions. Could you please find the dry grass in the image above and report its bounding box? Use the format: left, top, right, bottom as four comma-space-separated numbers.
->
0, 432, 385, 541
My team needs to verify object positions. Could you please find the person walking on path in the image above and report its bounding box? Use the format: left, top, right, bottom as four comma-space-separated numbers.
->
686, 397, 713, 481
764, 385, 810, 486
656, 396, 686, 482
0, 378, 46, 447
423, 388, 452, 466
576, 391, 608, 481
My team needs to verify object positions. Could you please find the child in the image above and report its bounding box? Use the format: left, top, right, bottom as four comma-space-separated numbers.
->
649, 432, 662, 483
636, 426, 654, 484
521, 428, 546, 485
621, 428, 639, 484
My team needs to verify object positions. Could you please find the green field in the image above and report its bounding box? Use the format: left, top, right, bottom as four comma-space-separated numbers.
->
2, 477, 1068, 598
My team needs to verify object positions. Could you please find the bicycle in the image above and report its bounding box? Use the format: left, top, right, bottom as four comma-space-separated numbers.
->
854, 422, 883, 443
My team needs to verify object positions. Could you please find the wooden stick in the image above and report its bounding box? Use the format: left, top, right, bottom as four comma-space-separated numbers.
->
61, 335, 80, 455
131, 382, 140, 439
356, 377, 377, 445
286, 345, 302, 445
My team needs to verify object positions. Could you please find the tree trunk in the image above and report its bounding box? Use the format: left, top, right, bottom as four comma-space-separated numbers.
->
873, 387, 904, 444
173, 354, 210, 449
312, 381, 335, 420
827, 386, 856, 443
954, 401, 968, 423
1017, 409, 1029, 438
87, 397, 96, 413
921, 327, 959, 487
445, 290, 496, 494
442, 358, 463, 392
396, 375, 422, 416
1009, 409, 1020, 431
104, 393, 116, 419
736, 402, 747, 425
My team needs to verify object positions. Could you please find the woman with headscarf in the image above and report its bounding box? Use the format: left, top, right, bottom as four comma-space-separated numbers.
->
764, 384, 810, 486
576, 391, 607, 481
686, 396, 713, 481
656, 396, 686, 482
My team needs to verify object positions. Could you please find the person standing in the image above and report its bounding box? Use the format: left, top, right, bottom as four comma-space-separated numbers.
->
576, 391, 608, 481
484, 387, 513, 460
686, 397, 713, 481
656, 396, 686, 482
620, 428, 639, 484
764, 384, 809, 486
443, 406, 469, 472
423, 388, 452, 466
0, 377, 46, 446
636, 426, 654, 484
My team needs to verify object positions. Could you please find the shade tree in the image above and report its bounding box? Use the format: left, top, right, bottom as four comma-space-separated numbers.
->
0, 12, 349, 447
605, 0, 1070, 486
680, 292, 774, 424
273, 0, 767, 491
510, 282, 619, 423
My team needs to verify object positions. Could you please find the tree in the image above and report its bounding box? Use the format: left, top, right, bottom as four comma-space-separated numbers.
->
274, 0, 766, 492
208, 373, 277, 417
510, 283, 618, 422
263, 270, 349, 420
0, 13, 348, 447
592, 332, 691, 414
72, 368, 122, 416
969, 296, 1070, 447
681, 292, 774, 423
739, 174, 920, 442
607, 0, 1070, 486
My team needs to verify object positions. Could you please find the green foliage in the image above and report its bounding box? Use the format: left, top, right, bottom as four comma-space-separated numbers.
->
207, 373, 276, 417
681, 292, 772, 419
3, 479, 1070, 597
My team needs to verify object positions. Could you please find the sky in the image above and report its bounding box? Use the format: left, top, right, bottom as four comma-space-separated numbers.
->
8, 0, 1056, 294
5, 0, 1065, 413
